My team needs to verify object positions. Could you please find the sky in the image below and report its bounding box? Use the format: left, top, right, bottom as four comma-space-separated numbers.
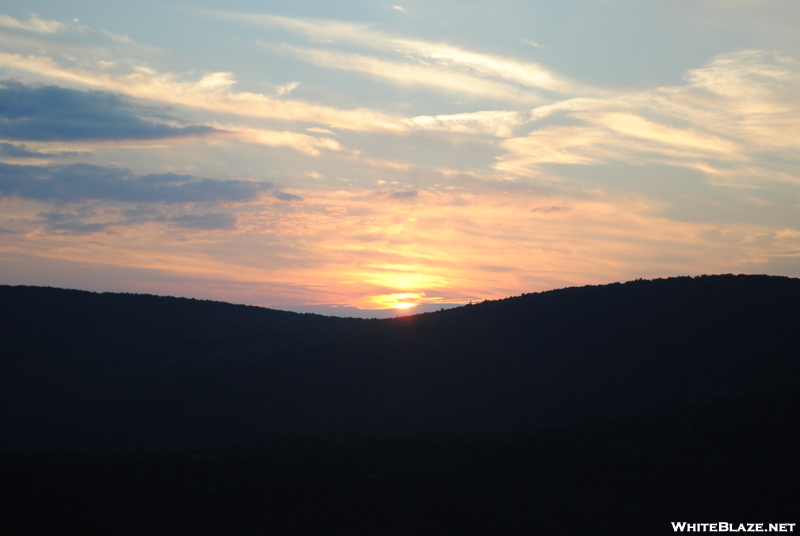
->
0, 0, 799, 317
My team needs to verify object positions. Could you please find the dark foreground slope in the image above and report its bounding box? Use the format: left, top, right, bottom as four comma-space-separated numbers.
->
2, 391, 798, 535
1, 274, 799, 453
1, 275, 799, 534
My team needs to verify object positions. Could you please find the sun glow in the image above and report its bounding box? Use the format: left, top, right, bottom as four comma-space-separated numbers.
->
368, 292, 423, 310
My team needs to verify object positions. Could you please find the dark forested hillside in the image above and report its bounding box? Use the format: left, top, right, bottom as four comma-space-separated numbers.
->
1, 274, 799, 452
1, 275, 799, 534
2, 390, 798, 535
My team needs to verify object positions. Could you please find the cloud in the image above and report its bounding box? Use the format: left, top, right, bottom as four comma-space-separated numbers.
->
306, 127, 335, 135
0, 39, 542, 139
172, 212, 237, 230
0, 142, 44, 158
265, 185, 749, 310
577, 112, 739, 154
0, 53, 405, 133
520, 38, 544, 49
388, 189, 418, 200
227, 125, 341, 155
275, 81, 300, 96
0, 142, 79, 158
5, 174, 797, 312
391, 6, 406, 13
121, 206, 168, 224
685, 50, 799, 100
406, 110, 527, 137
37, 211, 110, 235
3, 12, 798, 312
0, 80, 215, 141
97, 29, 161, 53
194, 71, 237, 91
0, 162, 274, 203
531, 205, 570, 213
273, 191, 304, 202
495, 50, 800, 181
0, 14, 64, 34
260, 43, 534, 101
495, 126, 610, 176
31, 207, 239, 234
208, 11, 583, 95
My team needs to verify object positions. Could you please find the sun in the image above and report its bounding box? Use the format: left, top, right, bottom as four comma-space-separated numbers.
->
367, 292, 423, 310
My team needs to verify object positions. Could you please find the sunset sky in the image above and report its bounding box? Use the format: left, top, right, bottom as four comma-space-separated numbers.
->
1, 0, 799, 316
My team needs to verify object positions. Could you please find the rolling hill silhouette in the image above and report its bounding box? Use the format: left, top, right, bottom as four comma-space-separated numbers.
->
2, 274, 798, 453
2, 274, 799, 534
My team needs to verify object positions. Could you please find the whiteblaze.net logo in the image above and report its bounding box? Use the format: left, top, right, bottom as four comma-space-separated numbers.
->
672, 523, 796, 533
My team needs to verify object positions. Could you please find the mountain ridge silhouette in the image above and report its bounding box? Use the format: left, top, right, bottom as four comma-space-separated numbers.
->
2, 274, 799, 452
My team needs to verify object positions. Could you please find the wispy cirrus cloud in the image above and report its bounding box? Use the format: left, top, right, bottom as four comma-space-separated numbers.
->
0, 14, 556, 140
520, 38, 544, 49
220, 124, 342, 155
206, 10, 584, 96
275, 80, 299, 96
260, 43, 536, 102
496, 51, 800, 183
0, 13, 158, 55
0, 13, 64, 34
0, 51, 529, 139
0, 53, 405, 133
406, 110, 528, 137
0, 78, 344, 156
